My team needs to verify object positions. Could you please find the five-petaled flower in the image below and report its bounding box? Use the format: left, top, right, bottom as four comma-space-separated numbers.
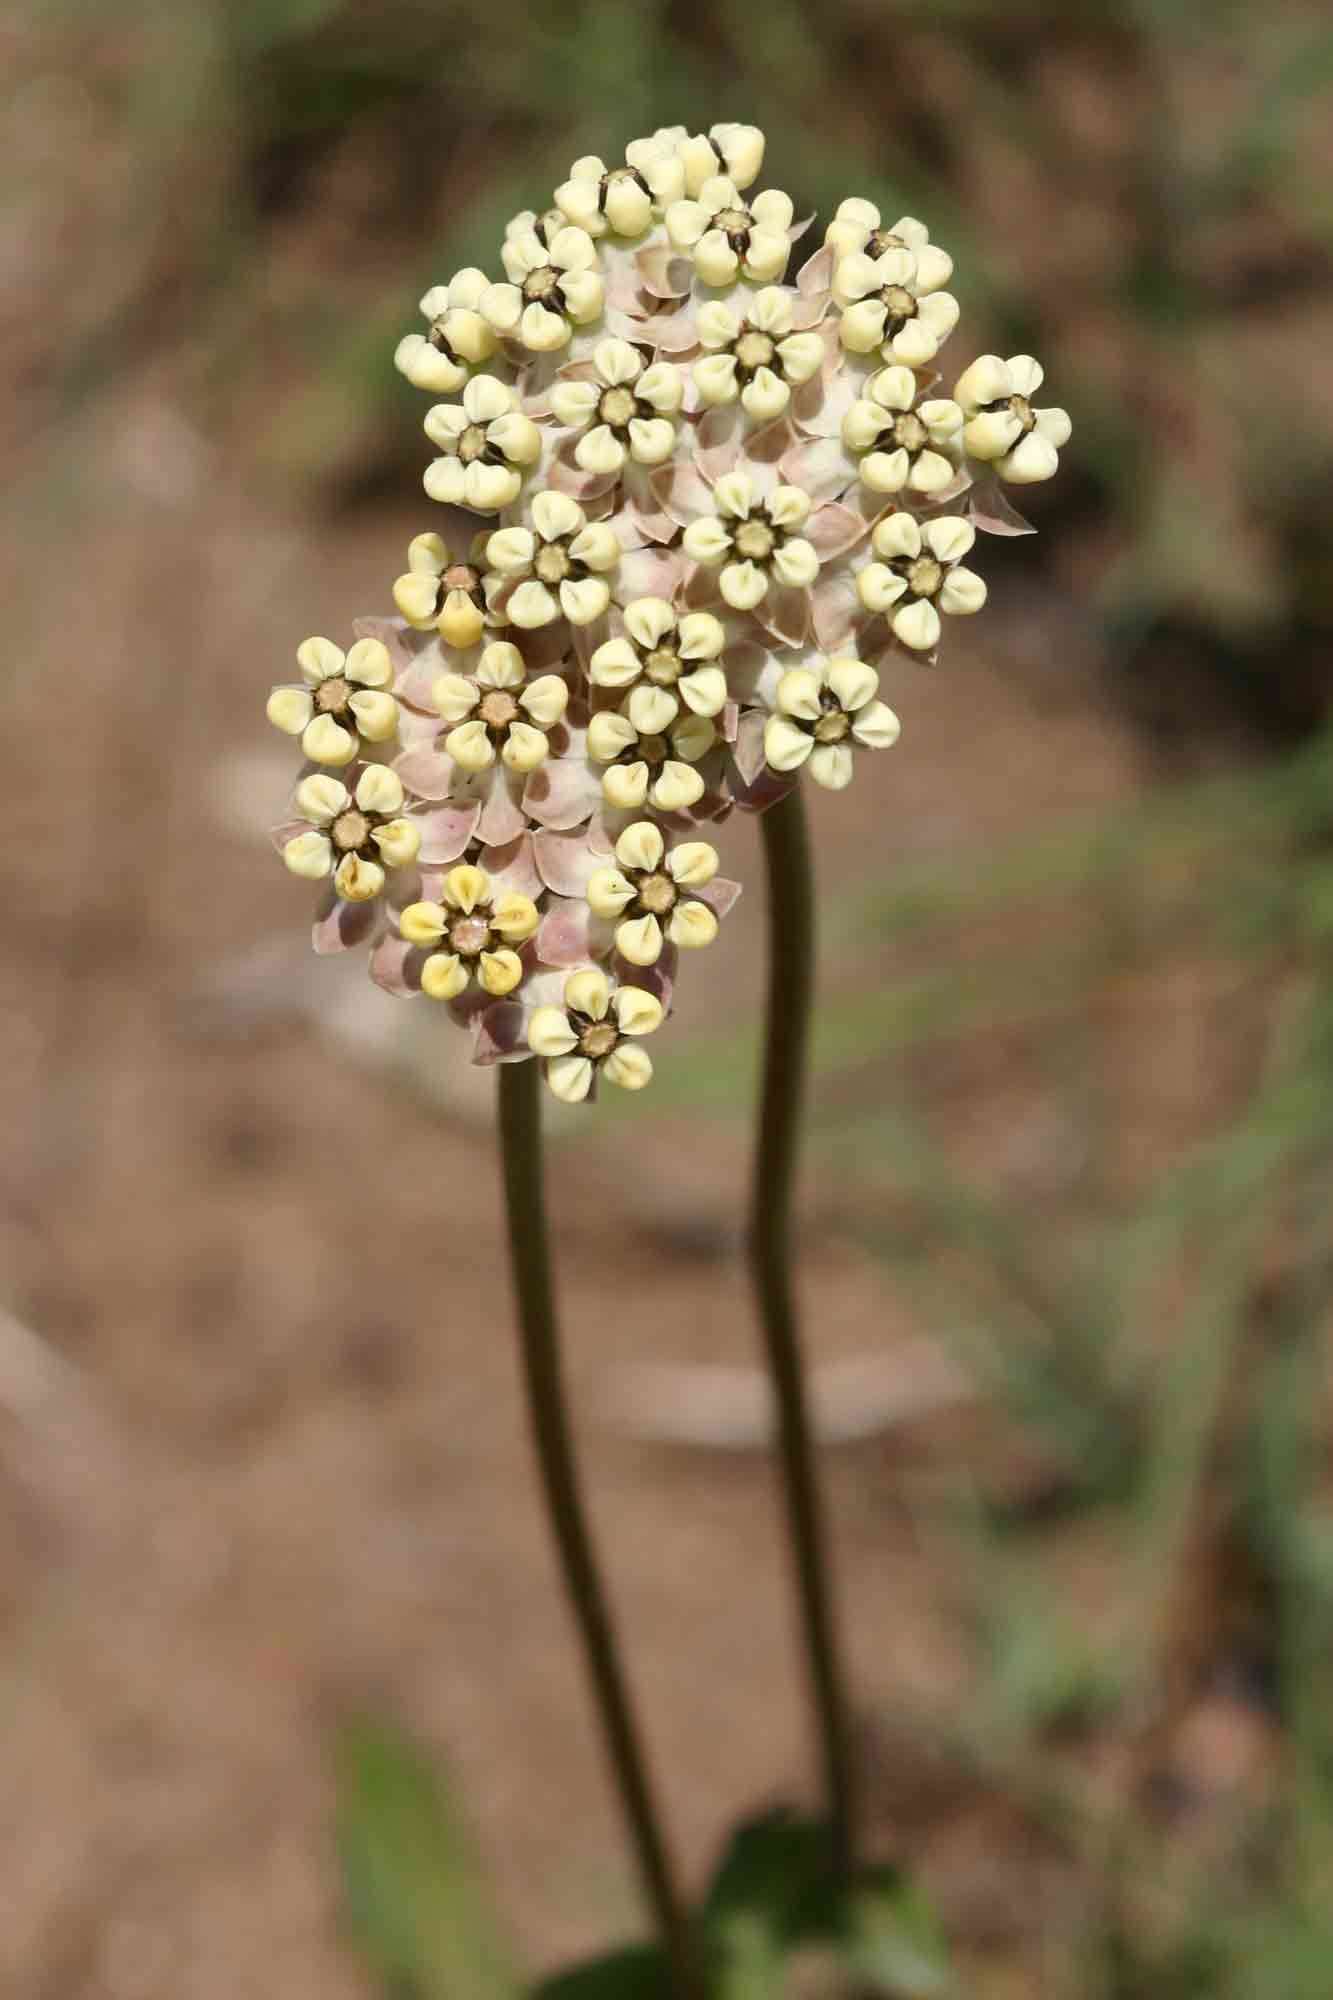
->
589, 600, 728, 726
282, 766, 421, 901
486, 492, 621, 628
430, 641, 569, 775
267, 635, 398, 766
764, 657, 900, 791
586, 704, 716, 813
393, 532, 491, 648
683, 472, 819, 610
665, 177, 795, 287
693, 288, 825, 423
841, 367, 963, 497
823, 203, 953, 294
555, 149, 678, 238
832, 235, 959, 368
550, 339, 683, 474
481, 226, 604, 353
856, 514, 987, 652
528, 967, 663, 1102
399, 862, 539, 1000
586, 820, 722, 966
394, 270, 498, 394
953, 353, 1071, 483
423, 377, 543, 512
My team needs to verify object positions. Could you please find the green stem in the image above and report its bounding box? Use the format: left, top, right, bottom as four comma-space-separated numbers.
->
497, 1058, 700, 1995
751, 786, 857, 1881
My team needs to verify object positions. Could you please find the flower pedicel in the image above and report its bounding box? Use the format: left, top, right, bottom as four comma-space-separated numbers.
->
268, 123, 1070, 1099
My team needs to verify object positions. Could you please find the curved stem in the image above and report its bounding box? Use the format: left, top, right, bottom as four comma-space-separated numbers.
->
497, 1058, 700, 1995
751, 786, 857, 1881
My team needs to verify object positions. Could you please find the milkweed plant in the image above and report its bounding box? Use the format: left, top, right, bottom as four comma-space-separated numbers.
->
268, 120, 1069, 1995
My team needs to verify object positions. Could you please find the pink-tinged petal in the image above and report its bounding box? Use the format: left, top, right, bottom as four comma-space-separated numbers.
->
547, 441, 618, 503
602, 254, 650, 313
636, 245, 693, 299
781, 435, 855, 502
476, 765, 529, 847
312, 893, 378, 956
648, 305, 704, 355
619, 461, 678, 546
740, 418, 791, 478
724, 640, 779, 710
351, 614, 420, 679
470, 1001, 536, 1066
480, 830, 544, 900
755, 583, 811, 649
396, 643, 455, 711
568, 611, 611, 673
788, 211, 815, 245
698, 875, 743, 921
731, 707, 769, 787
533, 827, 601, 896
270, 817, 305, 855
805, 500, 869, 560
732, 760, 800, 815
394, 741, 457, 801
369, 934, 424, 996
967, 471, 1036, 536
536, 897, 597, 967
650, 456, 715, 529
416, 798, 482, 865
797, 243, 835, 299
615, 543, 687, 602
522, 753, 604, 831
682, 559, 722, 611
812, 571, 863, 652
515, 351, 561, 403
694, 402, 747, 482
613, 949, 675, 1017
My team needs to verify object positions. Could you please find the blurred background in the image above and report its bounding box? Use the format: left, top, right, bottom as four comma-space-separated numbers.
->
3, 0, 1333, 1993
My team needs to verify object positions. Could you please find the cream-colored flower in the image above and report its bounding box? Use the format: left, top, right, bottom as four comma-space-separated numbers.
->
953, 353, 1071, 483
485, 491, 620, 628
282, 765, 420, 901
682, 472, 819, 610
549, 339, 683, 474
841, 366, 963, 496
586, 703, 716, 814
554, 149, 677, 238
392, 533, 489, 648
481, 227, 603, 353
394, 270, 498, 394
624, 127, 690, 208
764, 657, 900, 791
677, 122, 765, 197
528, 966, 663, 1102
588, 599, 727, 727
422, 376, 542, 512
398, 862, 539, 1000
693, 288, 824, 422
266, 636, 398, 767
832, 239, 959, 368
823, 202, 953, 293
856, 514, 987, 652
430, 641, 568, 775
665, 176, 794, 287
586, 820, 721, 966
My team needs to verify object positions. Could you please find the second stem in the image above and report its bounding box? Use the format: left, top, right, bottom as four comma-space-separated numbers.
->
751, 785, 857, 1881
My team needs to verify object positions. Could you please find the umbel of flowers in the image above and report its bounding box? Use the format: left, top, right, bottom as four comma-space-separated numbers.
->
269, 125, 1070, 1101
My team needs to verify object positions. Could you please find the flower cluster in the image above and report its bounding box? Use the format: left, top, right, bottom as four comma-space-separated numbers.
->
268, 124, 1069, 1100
